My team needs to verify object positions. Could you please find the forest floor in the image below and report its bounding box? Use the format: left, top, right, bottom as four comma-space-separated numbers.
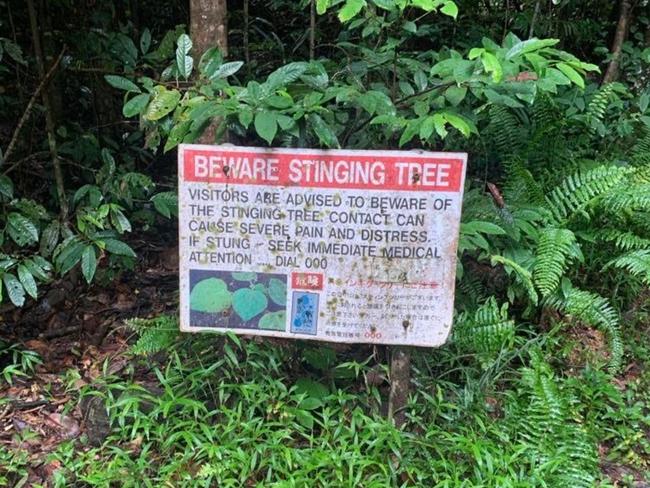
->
1, 230, 649, 486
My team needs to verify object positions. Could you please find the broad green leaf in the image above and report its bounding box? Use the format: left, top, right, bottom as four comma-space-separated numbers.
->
298, 397, 323, 410
403, 20, 417, 33
232, 288, 268, 321
399, 119, 421, 147
267, 94, 294, 109
151, 192, 178, 218
440, 1, 458, 19
557, 62, 584, 89
122, 93, 150, 117
23, 258, 50, 282
17, 265, 37, 299
110, 207, 131, 233
254, 111, 278, 144
40, 221, 60, 257
481, 52, 503, 82
442, 112, 473, 137
445, 85, 467, 106
7, 213, 38, 246
104, 75, 141, 93
238, 109, 254, 128
2, 273, 24, 306
545, 67, 571, 86
293, 408, 314, 429
419, 116, 436, 140
316, 0, 330, 14
371, 0, 394, 9
199, 47, 224, 78
55, 238, 85, 274
81, 245, 97, 284
505, 38, 559, 60
210, 61, 244, 80
468, 48, 484, 60
103, 239, 136, 257
176, 34, 193, 79
338, 0, 366, 22
140, 28, 151, 54
164, 120, 191, 152
0, 175, 14, 199
3, 40, 25, 65
265, 62, 308, 90
308, 113, 339, 148
190, 278, 232, 313
432, 113, 448, 138
144, 87, 181, 121
524, 52, 547, 74
411, 0, 434, 10
295, 378, 329, 400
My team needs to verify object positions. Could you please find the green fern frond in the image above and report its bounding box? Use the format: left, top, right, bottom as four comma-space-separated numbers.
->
606, 250, 650, 284
545, 165, 629, 224
503, 158, 546, 204
126, 315, 179, 355
487, 105, 523, 158
531, 94, 559, 132
601, 184, 650, 212
631, 128, 650, 167
545, 286, 623, 373
453, 297, 515, 354
533, 228, 578, 297
518, 353, 599, 487
601, 229, 650, 251
458, 272, 488, 306
585, 83, 615, 134
491, 255, 538, 305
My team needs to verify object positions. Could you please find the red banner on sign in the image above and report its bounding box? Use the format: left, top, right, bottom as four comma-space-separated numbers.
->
292, 272, 324, 290
181, 148, 463, 192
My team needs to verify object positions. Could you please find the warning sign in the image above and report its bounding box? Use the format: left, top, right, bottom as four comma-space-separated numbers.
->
178, 144, 467, 347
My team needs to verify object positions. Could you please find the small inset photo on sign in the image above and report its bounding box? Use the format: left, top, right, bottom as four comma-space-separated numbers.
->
290, 292, 319, 335
189, 270, 287, 331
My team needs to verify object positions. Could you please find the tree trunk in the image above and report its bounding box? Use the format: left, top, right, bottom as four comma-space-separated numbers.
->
602, 0, 633, 84
190, 0, 228, 57
27, 0, 68, 220
190, 0, 228, 145
388, 347, 411, 428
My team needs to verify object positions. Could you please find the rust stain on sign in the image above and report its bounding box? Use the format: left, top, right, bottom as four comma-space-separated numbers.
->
178, 144, 467, 347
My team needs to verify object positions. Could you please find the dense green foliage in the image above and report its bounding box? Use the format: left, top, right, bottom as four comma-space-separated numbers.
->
1, 0, 650, 485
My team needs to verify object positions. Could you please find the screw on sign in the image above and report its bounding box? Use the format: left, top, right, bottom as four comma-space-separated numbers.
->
177, 144, 467, 425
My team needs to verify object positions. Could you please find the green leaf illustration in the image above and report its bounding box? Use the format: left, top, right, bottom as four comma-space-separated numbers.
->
232, 288, 268, 321
231, 272, 258, 281
190, 278, 232, 313
259, 311, 286, 331
268, 278, 287, 306
252, 283, 267, 295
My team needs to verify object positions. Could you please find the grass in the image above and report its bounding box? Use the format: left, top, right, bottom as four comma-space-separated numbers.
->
1, 315, 650, 487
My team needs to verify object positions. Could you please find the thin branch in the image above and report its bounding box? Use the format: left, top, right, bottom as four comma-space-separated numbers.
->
310, 0, 316, 60
3, 47, 66, 164
528, 0, 542, 39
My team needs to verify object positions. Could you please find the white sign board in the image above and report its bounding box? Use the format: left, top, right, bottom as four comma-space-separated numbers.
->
178, 144, 467, 347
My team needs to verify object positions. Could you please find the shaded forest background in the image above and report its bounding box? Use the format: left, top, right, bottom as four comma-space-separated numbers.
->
1, 0, 650, 486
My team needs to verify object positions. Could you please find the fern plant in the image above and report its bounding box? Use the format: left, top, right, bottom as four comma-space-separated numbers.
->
126, 315, 179, 355
545, 284, 623, 373
453, 297, 515, 356
515, 352, 599, 488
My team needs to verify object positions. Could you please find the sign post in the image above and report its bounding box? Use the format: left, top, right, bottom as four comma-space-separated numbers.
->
178, 144, 467, 421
